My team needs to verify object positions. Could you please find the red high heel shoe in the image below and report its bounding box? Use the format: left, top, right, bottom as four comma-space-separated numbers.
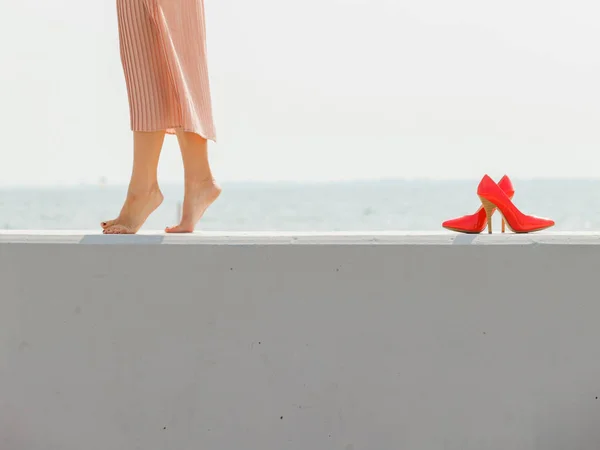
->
442, 175, 514, 234
477, 174, 554, 234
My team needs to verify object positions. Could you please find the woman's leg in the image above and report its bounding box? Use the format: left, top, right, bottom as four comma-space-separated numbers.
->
165, 131, 221, 233
102, 131, 166, 234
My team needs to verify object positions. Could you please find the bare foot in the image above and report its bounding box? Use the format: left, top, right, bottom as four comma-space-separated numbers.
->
103, 186, 164, 234
165, 179, 221, 233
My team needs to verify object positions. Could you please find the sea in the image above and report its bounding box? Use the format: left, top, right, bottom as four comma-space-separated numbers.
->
0, 179, 598, 232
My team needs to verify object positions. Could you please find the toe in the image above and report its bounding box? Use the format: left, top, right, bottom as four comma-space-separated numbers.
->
101, 219, 116, 229
165, 224, 193, 233
104, 225, 125, 234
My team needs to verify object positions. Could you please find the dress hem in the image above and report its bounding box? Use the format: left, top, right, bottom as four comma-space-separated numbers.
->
130, 125, 217, 143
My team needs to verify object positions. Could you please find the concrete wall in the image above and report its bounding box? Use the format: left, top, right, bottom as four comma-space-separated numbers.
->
1, 232, 600, 450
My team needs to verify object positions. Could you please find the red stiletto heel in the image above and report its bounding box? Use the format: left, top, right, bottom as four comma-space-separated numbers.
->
442, 175, 514, 234
477, 174, 554, 234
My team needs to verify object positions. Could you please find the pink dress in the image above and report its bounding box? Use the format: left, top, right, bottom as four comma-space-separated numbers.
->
116, 0, 216, 141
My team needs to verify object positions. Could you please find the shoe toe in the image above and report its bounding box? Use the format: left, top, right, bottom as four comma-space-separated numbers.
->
442, 218, 457, 228
532, 216, 555, 231
442, 216, 480, 233
544, 218, 555, 228
442, 218, 463, 230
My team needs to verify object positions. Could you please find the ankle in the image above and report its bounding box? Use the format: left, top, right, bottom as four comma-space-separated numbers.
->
126, 184, 162, 201
128, 180, 160, 192
184, 176, 217, 189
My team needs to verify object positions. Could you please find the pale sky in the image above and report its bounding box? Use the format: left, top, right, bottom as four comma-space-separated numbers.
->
0, 0, 599, 186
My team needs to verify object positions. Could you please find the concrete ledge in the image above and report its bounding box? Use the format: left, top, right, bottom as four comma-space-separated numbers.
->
2, 230, 600, 245
2, 232, 600, 450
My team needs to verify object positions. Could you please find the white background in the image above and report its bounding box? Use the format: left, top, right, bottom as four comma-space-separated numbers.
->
0, 0, 598, 185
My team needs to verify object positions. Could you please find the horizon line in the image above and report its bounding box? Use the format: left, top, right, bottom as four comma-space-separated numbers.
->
2, 176, 600, 189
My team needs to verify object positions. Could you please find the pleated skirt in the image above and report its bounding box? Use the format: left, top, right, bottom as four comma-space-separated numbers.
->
116, 0, 216, 141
